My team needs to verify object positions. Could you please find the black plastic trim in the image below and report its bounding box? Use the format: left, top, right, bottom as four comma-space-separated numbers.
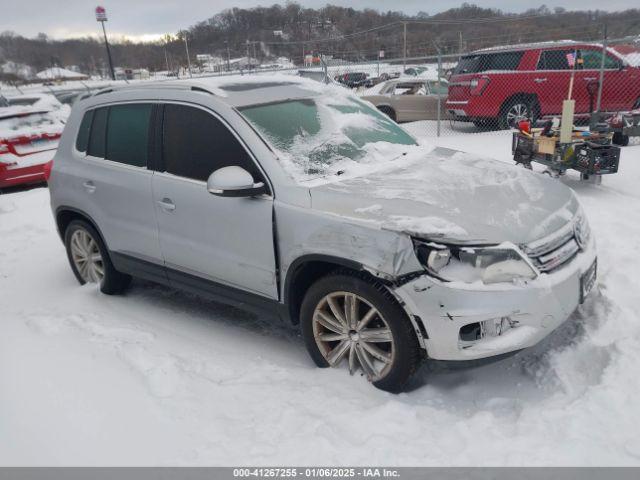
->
54, 206, 107, 242
111, 252, 285, 322
283, 254, 364, 303
110, 252, 169, 285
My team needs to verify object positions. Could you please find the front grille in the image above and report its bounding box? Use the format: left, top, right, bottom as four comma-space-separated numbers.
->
523, 223, 580, 273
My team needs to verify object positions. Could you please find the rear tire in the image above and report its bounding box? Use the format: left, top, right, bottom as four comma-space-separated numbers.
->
300, 272, 421, 393
64, 220, 131, 295
499, 97, 539, 130
377, 106, 397, 122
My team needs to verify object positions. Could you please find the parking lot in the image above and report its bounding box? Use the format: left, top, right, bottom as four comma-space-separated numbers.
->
2, 124, 639, 465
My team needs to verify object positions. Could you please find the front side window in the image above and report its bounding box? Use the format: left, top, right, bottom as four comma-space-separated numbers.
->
239, 95, 417, 181
427, 81, 448, 95
579, 49, 622, 69
393, 82, 425, 95
162, 104, 259, 182
105, 104, 152, 167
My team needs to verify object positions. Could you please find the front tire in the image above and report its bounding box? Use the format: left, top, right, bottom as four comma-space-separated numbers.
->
64, 220, 131, 295
300, 273, 421, 392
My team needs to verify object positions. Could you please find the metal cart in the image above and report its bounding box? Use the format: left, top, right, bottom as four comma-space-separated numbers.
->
512, 129, 621, 183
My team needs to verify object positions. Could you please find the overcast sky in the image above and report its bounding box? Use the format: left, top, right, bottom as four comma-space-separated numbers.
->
1, 0, 637, 42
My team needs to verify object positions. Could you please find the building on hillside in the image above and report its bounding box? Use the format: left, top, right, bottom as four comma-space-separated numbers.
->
196, 54, 226, 72
35, 67, 89, 81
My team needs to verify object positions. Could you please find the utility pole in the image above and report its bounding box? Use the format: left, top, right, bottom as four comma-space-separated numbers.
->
184, 36, 192, 77
225, 41, 231, 72
595, 23, 608, 114
252, 41, 257, 69
403, 22, 407, 71
95, 6, 115, 80
164, 46, 170, 73
459, 31, 463, 59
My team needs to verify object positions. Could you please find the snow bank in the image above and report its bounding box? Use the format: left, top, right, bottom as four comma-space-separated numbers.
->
1, 109, 640, 467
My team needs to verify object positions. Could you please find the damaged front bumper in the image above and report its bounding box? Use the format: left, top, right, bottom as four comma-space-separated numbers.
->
392, 237, 597, 361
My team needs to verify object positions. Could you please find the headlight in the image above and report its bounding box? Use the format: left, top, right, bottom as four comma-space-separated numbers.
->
413, 240, 537, 285
574, 209, 591, 250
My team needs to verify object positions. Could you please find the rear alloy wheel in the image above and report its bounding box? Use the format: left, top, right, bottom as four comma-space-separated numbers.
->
300, 273, 421, 392
69, 228, 105, 284
64, 220, 131, 294
500, 98, 538, 130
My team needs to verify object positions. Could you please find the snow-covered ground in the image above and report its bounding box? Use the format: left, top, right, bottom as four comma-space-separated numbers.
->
1, 125, 640, 466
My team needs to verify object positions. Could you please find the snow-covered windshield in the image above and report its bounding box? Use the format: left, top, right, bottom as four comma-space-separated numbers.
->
239, 95, 417, 182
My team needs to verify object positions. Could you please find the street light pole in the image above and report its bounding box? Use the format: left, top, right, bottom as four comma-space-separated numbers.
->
95, 6, 115, 80
403, 22, 407, 71
184, 36, 192, 77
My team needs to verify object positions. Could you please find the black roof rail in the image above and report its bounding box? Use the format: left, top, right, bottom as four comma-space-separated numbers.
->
191, 86, 214, 95
93, 88, 114, 96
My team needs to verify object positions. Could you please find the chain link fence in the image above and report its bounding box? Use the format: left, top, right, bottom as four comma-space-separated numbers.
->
277, 35, 639, 142
2, 32, 639, 143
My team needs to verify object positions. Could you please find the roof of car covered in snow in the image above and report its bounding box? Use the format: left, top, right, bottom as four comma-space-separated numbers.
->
91, 74, 326, 108
472, 40, 605, 54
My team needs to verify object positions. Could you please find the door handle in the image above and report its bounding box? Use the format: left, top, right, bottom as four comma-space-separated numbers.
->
82, 181, 96, 194
533, 78, 547, 83
157, 198, 176, 212
583, 77, 598, 81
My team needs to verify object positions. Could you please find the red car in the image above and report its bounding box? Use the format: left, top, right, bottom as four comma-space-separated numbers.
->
446, 41, 640, 129
0, 95, 65, 190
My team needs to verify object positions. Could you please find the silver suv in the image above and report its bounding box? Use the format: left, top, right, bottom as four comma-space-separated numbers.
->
49, 76, 597, 392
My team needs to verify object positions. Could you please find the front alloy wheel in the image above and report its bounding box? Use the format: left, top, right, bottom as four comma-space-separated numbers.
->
312, 291, 395, 381
300, 273, 421, 392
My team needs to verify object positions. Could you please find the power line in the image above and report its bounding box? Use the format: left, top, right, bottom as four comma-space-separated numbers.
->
256, 11, 583, 46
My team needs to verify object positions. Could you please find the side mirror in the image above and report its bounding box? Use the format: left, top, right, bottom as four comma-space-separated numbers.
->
207, 166, 267, 198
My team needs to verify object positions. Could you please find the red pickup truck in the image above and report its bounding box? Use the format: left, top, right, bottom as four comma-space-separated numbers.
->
446, 41, 640, 129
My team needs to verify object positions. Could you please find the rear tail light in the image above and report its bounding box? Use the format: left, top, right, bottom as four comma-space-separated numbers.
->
470, 76, 490, 95
0, 143, 16, 170
43, 159, 54, 181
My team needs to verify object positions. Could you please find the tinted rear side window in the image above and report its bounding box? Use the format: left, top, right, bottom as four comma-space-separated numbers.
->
87, 107, 107, 158
454, 52, 523, 74
482, 52, 524, 71
162, 104, 259, 182
75, 109, 93, 152
537, 50, 573, 70
106, 104, 152, 167
454, 55, 482, 74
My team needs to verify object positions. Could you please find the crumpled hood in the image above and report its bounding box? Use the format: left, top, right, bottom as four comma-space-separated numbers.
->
308, 147, 579, 245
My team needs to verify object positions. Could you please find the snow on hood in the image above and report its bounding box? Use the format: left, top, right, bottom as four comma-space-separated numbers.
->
309, 146, 579, 245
